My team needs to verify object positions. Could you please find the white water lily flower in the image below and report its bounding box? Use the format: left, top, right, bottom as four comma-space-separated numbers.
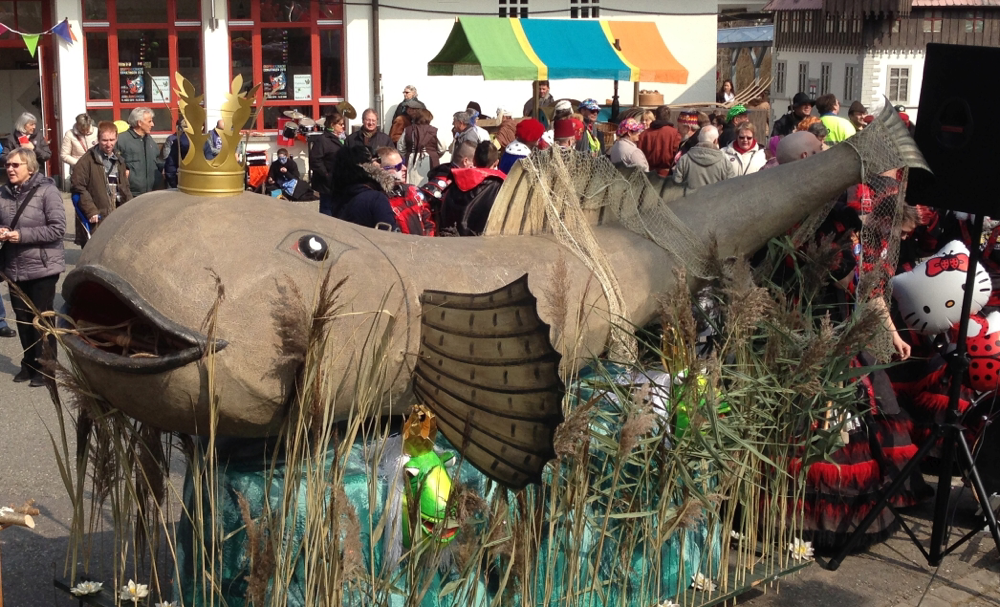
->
788, 537, 815, 561
690, 572, 717, 592
154, 602, 179, 607
69, 581, 103, 596
119, 579, 150, 601
657, 602, 681, 607
730, 530, 744, 541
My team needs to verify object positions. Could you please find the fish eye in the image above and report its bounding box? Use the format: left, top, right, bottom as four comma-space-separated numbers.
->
297, 235, 329, 261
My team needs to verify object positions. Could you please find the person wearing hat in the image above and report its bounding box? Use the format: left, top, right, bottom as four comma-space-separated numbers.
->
771, 92, 814, 137
637, 105, 681, 176
676, 111, 702, 157
552, 119, 578, 149
610, 118, 649, 172
389, 98, 426, 144
848, 101, 868, 131
718, 104, 749, 149
815, 93, 856, 144
575, 99, 606, 156
495, 107, 516, 148
542, 100, 575, 147
499, 118, 545, 174
452, 111, 484, 149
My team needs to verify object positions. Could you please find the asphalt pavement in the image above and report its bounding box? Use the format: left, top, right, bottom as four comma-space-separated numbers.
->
0, 196, 996, 606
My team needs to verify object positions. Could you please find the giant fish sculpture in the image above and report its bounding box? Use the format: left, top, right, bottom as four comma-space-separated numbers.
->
60, 102, 924, 488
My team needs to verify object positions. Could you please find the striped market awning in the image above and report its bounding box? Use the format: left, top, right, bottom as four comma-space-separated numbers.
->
428, 17, 689, 83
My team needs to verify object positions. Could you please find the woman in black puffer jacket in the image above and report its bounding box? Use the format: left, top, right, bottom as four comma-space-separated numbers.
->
0, 147, 66, 387
330, 145, 398, 231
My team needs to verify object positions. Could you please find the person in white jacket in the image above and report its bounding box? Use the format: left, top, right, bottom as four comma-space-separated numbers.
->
722, 122, 767, 176
60, 114, 97, 169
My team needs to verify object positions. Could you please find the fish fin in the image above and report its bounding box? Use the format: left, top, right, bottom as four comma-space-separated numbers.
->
854, 96, 930, 175
483, 162, 548, 236
414, 274, 564, 490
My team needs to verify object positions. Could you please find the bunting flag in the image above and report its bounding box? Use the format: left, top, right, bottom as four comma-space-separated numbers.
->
22, 34, 40, 57
51, 20, 76, 44
0, 17, 77, 56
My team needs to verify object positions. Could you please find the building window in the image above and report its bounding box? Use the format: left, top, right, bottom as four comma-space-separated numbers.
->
780, 12, 788, 33
804, 11, 813, 33
839, 16, 848, 33
966, 10, 985, 33
229, 1, 345, 131
820, 63, 832, 95
791, 12, 800, 33
825, 14, 835, 34
82, 0, 204, 133
798, 62, 809, 94
570, 0, 598, 19
892, 18, 901, 33
500, 0, 528, 18
844, 64, 857, 102
852, 17, 861, 33
888, 66, 909, 104
923, 10, 943, 33
775, 61, 786, 95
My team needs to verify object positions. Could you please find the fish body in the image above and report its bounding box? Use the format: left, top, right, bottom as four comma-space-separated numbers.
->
61, 103, 925, 438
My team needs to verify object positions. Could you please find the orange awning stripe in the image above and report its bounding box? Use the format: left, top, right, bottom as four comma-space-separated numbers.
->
607, 21, 688, 84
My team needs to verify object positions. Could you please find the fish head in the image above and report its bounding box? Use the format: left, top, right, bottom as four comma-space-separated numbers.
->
61, 190, 406, 436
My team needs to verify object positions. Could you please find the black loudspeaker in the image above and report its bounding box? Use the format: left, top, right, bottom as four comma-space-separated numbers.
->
908, 43, 999, 215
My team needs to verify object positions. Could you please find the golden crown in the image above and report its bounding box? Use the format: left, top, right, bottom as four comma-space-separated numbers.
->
175, 73, 260, 197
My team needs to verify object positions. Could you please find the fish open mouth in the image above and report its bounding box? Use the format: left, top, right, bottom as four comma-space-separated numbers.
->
61, 265, 227, 374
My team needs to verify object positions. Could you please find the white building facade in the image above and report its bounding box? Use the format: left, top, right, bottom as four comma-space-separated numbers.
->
766, 1, 1000, 126
41, 0, 724, 180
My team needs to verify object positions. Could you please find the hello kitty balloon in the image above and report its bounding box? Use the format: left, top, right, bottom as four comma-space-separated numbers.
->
891, 240, 991, 335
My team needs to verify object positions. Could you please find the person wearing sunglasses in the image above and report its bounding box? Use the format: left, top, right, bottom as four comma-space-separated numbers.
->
722, 122, 766, 176
0, 147, 66, 387
392, 85, 419, 122
377, 146, 435, 236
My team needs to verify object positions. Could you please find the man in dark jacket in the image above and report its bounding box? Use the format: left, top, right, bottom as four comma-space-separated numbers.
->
162, 118, 189, 188
771, 92, 814, 137
346, 109, 392, 155
115, 107, 163, 197
439, 146, 506, 236
70, 121, 132, 246
638, 105, 681, 176
309, 112, 346, 216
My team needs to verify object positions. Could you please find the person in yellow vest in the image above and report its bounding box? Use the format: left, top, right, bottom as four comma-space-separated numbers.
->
815, 93, 856, 145
575, 99, 606, 156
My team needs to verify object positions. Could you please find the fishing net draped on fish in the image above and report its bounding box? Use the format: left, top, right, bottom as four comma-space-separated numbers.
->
485, 102, 922, 363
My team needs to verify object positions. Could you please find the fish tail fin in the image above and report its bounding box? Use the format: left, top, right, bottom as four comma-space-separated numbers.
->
413, 275, 564, 490
848, 96, 930, 178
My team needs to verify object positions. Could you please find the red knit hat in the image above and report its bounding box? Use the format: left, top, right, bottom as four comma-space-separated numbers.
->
516, 118, 545, 143
553, 119, 576, 139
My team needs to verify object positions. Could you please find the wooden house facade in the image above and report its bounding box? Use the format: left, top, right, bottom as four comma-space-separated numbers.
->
765, 0, 1000, 123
